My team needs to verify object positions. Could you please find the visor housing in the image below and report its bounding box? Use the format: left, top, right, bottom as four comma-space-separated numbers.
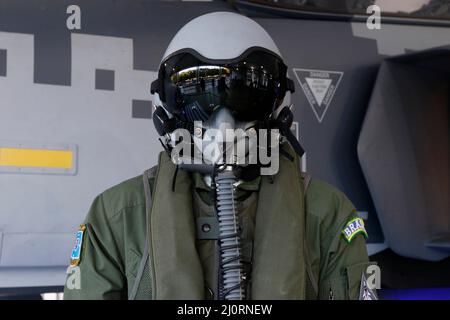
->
156, 47, 291, 122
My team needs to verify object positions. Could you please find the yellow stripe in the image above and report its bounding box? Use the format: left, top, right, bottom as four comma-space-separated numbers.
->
0, 147, 73, 169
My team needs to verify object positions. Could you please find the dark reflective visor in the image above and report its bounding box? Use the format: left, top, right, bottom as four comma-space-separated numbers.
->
158, 49, 291, 122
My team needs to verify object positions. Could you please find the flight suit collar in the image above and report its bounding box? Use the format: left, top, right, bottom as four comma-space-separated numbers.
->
191, 172, 261, 206
191, 171, 261, 192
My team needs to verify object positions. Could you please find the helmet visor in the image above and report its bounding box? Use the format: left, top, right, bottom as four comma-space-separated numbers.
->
160, 49, 288, 122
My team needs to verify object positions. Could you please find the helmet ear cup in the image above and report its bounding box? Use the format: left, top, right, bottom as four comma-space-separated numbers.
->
153, 106, 176, 136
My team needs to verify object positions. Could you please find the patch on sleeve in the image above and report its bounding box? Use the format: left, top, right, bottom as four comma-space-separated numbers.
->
70, 224, 86, 266
342, 217, 368, 243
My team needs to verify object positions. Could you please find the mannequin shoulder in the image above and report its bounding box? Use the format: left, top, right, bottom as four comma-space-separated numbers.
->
92, 165, 158, 219
304, 177, 357, 225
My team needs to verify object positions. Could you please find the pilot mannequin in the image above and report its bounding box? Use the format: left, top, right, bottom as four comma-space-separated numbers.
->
64, 11, 376, 300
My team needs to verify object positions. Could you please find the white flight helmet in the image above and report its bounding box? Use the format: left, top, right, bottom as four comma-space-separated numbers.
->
150, 11, 304, 167
151, 11, 295, 137
162, 11, 282, 61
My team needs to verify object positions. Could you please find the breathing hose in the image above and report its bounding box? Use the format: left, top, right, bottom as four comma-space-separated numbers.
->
215, 166, 246, 300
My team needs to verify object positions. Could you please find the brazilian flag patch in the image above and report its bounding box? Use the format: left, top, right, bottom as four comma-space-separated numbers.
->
342, 217, 368, 243
70, 224, 86, 266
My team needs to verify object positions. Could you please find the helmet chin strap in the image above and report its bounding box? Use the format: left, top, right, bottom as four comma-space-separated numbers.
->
271, 106, 305, 158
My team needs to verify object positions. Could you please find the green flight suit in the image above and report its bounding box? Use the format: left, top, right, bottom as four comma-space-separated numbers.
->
64, 149, 375, 300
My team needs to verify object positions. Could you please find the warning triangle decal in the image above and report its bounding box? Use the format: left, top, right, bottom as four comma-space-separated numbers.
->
293, 68, 343, 123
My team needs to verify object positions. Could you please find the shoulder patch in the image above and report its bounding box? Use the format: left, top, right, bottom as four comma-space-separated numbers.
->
342, 217, 368, 243
70, 224, 86, 266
